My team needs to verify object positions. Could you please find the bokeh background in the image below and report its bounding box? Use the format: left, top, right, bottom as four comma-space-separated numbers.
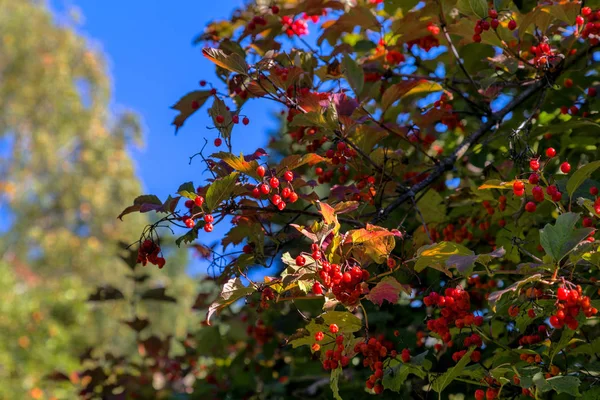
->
0, 0, 274, 398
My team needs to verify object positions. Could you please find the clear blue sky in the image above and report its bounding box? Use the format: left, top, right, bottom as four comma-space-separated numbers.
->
50, 1, 277, 274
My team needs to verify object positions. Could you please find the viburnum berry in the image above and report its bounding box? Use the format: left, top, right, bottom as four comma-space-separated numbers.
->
256, 165, 266, 177
491, 18, 499, 29
591, 186, 599, 196
401, 348, 410, 362
508, 19, 517, 30
214, 138, 222, 147
199, 80, 207, 86
513, 181, 525, 196
475, 389, 485, 400
296, 255, 306, 266
312, 282, 323, 295
529, 158, 540, 171
271, 5, 279, 14
582, 6, 592, 16
204, 214, 214, 223
232, 115, 240, 124
242, 244, 253, 254
271, 194, 282, 206
525, 201, 537, 213
560, 161, 571, 173
277, 201, 286, 210
184, 199, 194, 208
576, 15, 585, 25
311, 343, 320, 352
204, 223, 213, 232
269, 177, 280, 188
588, 87, 597, 97
315, 331, 324, 341
528, 173, 539, 185
488, 9, 498, 18
195, 195, 204, 206
259, 183, 271, 194
288, 192, 299, 203
329, 324, 339, 334
564, 78, 573, 88
184, 218, 195, 228
216, 114, 225, 124
242, 117, 250, 125
283, 170, 294, 182
545, 147, 556, 158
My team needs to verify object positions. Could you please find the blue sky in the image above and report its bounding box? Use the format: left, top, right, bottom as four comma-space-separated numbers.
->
50, 1, 278, 274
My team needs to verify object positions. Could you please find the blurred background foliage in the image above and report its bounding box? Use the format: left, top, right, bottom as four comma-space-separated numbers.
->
0, 0, 198, 398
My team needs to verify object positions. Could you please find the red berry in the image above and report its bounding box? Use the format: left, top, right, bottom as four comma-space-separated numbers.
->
488, 9, 498, 18
204, 223, 213, 232
564, 78, 573, 88
271, 194, 282, 205
269, 177, 280, 188
557, 287, 569, 301
576, 15, 584, 25
199, 80, 207, 86
296, 255, 306, 266
288, 192, 299, 203
242, 244, 252, 254
271, 5, 279, 14
545, 147, 556, 158
583, 217, 594, 227
283, 171, 294, 182
582, 7, 592, 16
475, 389, 485, 400
216, 115, 225, 124
508, 19, 517, 30
329, 324, 339, 334
529, 173, 540, 185
195, 196, 204, 207
491, 18, 499, 29
315, 331, 324, 341
588, 87, 597, 97
256, 166, 266, 177
590, 186, 599, 196
529, 158, 540, 171
184, 199, 194, 208
232, 115, 240, 124
560, 161, 571, 173
472, 34, 482, 43
549, 315, 560, 327
204, 214, 214, 223
184, 218, 195, 228
260, 183, 271, 194
312, 282, 323, 295
242, 117, 250, 125
214, 138, 222, 147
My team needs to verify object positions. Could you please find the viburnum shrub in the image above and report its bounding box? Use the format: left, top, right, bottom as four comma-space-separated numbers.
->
115, 0, 600, 398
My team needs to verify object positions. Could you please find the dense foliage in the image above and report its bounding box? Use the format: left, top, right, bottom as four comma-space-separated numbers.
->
10, 0, 600, 398
114, 0, 600, 398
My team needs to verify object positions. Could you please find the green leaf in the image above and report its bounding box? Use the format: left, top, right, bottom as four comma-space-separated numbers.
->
202, 48, 248, 75
540, 212, 594, 262
321, 311, 362, 333
341, 54, 364, 96
330, 367, 343, 400
457, 0, 488, 18
205, 172, 239, 211
177, 181, 196, 199
212, 152, 261, 180
383, 354, 429, 392
206, 277, 254, 325
432, 347, 475, 393
209, 97, 234, 139
547, 375, 581, 396
290, 111, 329, 129
414, 241, 473, 274
416, 190, 446, 224
549, 328, 575, 364
488, 274, 542, 312
118, 194, 177, 220
567, 161, 600, 200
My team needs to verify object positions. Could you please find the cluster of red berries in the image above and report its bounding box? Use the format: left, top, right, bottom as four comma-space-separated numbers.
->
519, 352, 542, 364
518, 332, 543, 346
424, 288, 483, 343
259, 287, 275, 310
246, 319, 274, 345
590, 185, 600, 214
529, 42, 558, 68
215, 114, 249, 126
549, 286, 597, 329
353, 335, 396, 394
314, 325, 352, 370
325, 142, 357, 166
182, 195, 215, 233
432, 94, 464, 131
251, 166, 298, 209
474, 387, 499, 400
451, 333, 482, 363
281, 16, 309, 37
406, 35, 440, 51
137, 239, 166, 268
304, 246, 370, 306
580, 7, 600, 45
467, 275, 498, 291
472, 9, 516, 42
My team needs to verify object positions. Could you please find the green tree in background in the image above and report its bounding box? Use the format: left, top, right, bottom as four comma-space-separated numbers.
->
0, 1, 197, 398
